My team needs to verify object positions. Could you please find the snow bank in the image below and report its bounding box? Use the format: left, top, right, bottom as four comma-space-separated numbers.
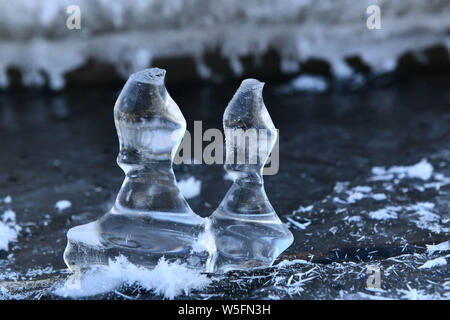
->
54, 256, 211, 299
0, 0, 449, 89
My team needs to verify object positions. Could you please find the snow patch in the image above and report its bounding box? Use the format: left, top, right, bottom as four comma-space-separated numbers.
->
367, 206, 400, 220
371, 159, 434, 181
407, 202, 447, 234
334, 185, 388, 204
1, 1, 449, 89
55, 200, 72, 212
54, 255, 211, 299
293, 205, 314, 214
3, 195, 12, 204
286, 216, 311, 230
371, 193, 387, 201
418, 256, 448, 269
426, 241, 450, 256
288, 75, 328, 93
0, 209, 21, 251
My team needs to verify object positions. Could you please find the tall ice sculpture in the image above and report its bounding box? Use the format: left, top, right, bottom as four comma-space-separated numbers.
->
64, 68, 211, 270
208, 79, 294, 272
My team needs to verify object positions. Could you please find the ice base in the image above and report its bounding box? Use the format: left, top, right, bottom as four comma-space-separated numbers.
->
64, 211, 209, 270
208, 210, 294, 273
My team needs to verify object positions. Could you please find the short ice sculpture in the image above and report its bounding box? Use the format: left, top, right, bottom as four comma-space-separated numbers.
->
63, 70, 293, 274
208, 79, 293, 272
63, 68, 212, 270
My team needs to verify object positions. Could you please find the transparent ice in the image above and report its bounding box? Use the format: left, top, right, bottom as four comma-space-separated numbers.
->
64, 68, 211, 270
208, 79, 293, 273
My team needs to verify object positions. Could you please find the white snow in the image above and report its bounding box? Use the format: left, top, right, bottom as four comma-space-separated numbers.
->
397, 285, 441, 300
55, 200, 72, 212
292, 205, 314, 214
54, 255, 211, 299
367, 206, 400, 220
0, 223, 19, 251
288, 75, 328, 93
418, 256, 448, 269
0, 209, 21, 251
353, 186, 372, 193
334, 185, 387, 204
275, 259, 309, 268
371, 159, 434, 181
426, 241, 450, 255
371, 193, 387, 201
286, 216, 311, 230
1, 1, 449, 89
407, 202, 447, 234
347, 215, 362, 223
3, 195, 12, 204
178, 177, 201, 199
345, 191, 364, 204
366, 202, 448, 234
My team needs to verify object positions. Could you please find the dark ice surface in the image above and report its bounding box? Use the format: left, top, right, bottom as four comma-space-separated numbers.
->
0, 76, 449, 299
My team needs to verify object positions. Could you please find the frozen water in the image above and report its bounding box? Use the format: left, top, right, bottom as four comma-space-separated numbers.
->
1, 76, 448, 300
209, 79, 293, 273
64, 68, 210, 270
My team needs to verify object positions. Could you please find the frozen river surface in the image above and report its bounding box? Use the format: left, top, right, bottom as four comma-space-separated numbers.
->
0, 76, 449, 299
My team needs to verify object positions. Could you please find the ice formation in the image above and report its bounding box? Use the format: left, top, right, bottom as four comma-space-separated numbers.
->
1, 0, 449, 89
208, 79, 293, 272
64, 68, 210, 270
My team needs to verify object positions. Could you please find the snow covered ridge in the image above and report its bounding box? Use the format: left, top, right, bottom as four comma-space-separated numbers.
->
0, 0, 449, 89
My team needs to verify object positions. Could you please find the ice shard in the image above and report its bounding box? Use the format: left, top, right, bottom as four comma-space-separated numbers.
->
208, 79, 294, 273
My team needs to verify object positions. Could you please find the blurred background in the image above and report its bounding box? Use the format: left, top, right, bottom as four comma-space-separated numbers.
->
0, 0, 449, 299
0, 0, 449, 88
